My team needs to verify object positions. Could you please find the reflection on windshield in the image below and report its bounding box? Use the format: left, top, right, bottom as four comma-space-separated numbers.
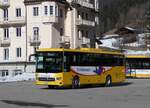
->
36, 52, 63, 73
37, 56, 44, 69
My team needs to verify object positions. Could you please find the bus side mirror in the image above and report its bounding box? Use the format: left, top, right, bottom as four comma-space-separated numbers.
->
29, 54, 37, 62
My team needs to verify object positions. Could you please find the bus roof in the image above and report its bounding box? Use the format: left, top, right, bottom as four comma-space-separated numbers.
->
36, 48, 124, 55
126, 55, 150, 58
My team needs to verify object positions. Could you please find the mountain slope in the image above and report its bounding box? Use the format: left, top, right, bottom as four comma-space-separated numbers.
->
99, 0, 150, 33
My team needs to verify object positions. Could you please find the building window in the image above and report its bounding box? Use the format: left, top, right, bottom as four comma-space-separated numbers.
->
16, 48, 21, 58
78, 29, 82, 40
4, 48, 9, 60
16, 27, 21, 37
85, 31, 88, 37
81, 12, 84, 19
81, 30, 84, 37
49, 6, 53, 15
13, 70, 22, 76
85, 13, 88, 20
3, 8, 8, 21
44, 6, 48, 15
16, 8, 21, 17
60, 28, 63, 36
55, 6, 58, 16
0, 70, 9, 77
4, 28, 9, 39
33, 27, 39, 40
33, 27, 39, 36
59, 8, 63, 18
33, 7, 39, 16
77, 11, 80, 18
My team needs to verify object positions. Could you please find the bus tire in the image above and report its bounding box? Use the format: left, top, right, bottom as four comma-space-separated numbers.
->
48, 85, 55, 89
72, 76, 80, 89
105, 76, 112, 87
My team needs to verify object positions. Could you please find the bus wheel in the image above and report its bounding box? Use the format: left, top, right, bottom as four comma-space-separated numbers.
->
72, 77, 80, 89
48, 85, 55, 89
105, 76, 112, 87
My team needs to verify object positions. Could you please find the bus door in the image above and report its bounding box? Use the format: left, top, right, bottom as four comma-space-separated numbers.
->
126, 63, 136, 78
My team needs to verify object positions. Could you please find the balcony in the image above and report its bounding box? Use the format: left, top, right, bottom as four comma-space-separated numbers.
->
0, 17, 26, 27
0, 38, 11, 47
95, 7, 99, 12
60, 36, 71, 48
42, 16, 58, 24
76, 19, 95, 27
29, 36, 41, 46
60, 36, 71, 43
82, 37, 90, 44
71, 0, 94, 9
24, 0, 68, 5
0, 0, 10, 8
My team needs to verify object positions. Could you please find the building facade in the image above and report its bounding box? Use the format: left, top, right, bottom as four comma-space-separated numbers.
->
0, 0, 99, 77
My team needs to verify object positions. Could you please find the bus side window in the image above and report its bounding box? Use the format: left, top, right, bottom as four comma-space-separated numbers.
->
64, 53, 74, 72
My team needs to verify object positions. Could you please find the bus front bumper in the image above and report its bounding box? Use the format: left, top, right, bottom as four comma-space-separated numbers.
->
35, 79, 63, 87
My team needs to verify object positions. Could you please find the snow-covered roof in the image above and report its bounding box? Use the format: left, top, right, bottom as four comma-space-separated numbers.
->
125, 26, 135, 31
100, 38, 119, 49
102, 34, 119, 39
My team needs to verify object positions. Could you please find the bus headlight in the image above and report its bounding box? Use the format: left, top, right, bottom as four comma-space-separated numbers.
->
56, 77, 62, 80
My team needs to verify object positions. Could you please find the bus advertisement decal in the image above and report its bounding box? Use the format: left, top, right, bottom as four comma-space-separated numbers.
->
70, 66, 112, 76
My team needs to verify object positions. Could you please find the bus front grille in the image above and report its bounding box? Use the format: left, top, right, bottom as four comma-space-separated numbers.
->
38, 77, 55, 81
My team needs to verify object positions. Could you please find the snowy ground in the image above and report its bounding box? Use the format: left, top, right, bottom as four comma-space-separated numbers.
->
0, 73, 35, 82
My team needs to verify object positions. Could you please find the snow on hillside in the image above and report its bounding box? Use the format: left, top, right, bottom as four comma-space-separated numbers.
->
0, 73, 35, 82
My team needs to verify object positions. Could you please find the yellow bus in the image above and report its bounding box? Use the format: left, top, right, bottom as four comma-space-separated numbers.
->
34, 48, 125, 88
126, 55, 150, 78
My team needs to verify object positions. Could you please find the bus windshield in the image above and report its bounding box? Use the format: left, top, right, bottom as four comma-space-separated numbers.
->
36, 52, 63, 73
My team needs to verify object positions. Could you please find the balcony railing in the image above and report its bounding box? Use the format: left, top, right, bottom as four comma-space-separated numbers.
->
71, 0, 94, 9
29, 36, 41, 46
0, 38, 11, 47
76, 19, 95, 27
42, 16, 58, 24
0, 16, 26, 27
82, 37, 90, 44
0, 0, 10, 8
60, 36, 71, 48
60, 36, 71, 43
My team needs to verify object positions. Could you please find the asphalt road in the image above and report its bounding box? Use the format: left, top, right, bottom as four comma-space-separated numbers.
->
0, 79, 150, 108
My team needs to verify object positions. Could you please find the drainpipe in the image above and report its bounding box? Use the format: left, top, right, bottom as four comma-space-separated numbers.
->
24, 4, 27, 73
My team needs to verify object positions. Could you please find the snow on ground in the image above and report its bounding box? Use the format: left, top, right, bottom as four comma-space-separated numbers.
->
0, 72, 35, 82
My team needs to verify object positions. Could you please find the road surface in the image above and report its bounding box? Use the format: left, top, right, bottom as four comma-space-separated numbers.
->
0, 79, 150, 108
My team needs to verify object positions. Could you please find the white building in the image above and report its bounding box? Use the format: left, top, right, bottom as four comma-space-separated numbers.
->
0, 0, 99, 77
